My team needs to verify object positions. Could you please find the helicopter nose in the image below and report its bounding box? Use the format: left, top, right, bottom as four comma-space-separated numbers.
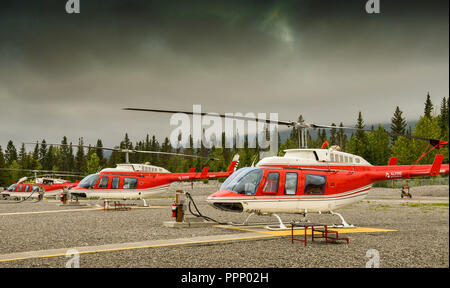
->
206, 190, 244, 212
206, 190, 232, 204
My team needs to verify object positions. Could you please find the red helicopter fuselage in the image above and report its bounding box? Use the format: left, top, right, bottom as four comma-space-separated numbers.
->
207, 148, 449, 215
1, 181, 78, 199
68, 158, 239, 199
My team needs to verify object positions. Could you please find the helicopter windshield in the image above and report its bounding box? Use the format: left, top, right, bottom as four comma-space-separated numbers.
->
78, 174, 99, 189
7, 184, 17, 192
221, 167, 263, 195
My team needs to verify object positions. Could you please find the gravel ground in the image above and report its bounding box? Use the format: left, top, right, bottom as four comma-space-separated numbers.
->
0, 182, 448, 268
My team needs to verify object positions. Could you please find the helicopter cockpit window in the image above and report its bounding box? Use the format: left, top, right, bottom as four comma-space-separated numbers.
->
17, 185, 23, 192
284, 172, 298, 195
7, 184, 17, 192
263, 172, 280, 193
78, 174, 99, 189
220, 168, 248, 191
32, 186, 40, 192
123, 178, 138, 189
304, 174, 327, 195
223, 168, 263, 195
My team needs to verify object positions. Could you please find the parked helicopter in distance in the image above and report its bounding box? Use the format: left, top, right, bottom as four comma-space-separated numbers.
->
69, 156, 239, 201
0, 168, 81, 200
23, 142, 240, 203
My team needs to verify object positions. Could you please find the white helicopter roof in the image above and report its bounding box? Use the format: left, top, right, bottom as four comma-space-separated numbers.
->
34, 177, 69, 184
100, 163, 170, 173
256, 146, 371, 167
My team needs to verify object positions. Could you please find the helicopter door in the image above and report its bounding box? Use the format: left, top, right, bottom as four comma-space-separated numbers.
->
303, 174, 327, 195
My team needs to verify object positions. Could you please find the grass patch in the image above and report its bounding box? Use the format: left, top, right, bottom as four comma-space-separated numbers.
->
401, 203, 449, 208
369, 204, 393, 211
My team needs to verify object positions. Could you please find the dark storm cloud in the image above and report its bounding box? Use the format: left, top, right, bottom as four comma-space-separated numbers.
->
0, 0, 448, 148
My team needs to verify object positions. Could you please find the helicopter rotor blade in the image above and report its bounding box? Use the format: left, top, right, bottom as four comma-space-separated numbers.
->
123, 107, 447, 148
309, 124, 446, 147
23, 142, 118, 152
0, 167, 82, 175
123, 107, 296, 127
24, 143, 217, 161
131, 149, 219, 161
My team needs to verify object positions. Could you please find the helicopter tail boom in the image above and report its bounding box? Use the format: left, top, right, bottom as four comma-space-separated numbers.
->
369, 154, 448, 182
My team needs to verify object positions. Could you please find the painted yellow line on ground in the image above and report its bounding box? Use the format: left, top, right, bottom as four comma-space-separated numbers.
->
0, 206, 169, 216
259, 227, 397, 237
0, 232, 273, 263
129, 206, 169, 209
0, 208, 103, 216
215, 225, 396, 237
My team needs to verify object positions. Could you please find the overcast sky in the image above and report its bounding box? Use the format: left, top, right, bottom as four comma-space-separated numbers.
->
0, 0, 448, 149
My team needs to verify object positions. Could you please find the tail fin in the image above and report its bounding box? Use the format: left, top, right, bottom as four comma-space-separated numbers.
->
388, 157, 398, 166
200, 167, 209, 178
430, 154, 444, 176
321, 141, 329, 149
227, 154, 240, 173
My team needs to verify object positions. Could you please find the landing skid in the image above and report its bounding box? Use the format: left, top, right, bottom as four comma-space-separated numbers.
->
264, 214, 289, 230
329, 211, 355, 228
94, 198, 150, 208
230, 211, 355, 230
141, 198, 149, 207
228, 213, 290, 229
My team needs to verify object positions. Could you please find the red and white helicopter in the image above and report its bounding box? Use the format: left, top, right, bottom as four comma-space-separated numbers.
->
25, 143, 240, 204
125, 107, 449, 228
1, 168, 80, 200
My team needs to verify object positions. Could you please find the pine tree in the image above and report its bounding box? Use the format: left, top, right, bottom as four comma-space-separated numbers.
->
86, 152, 100, 174
0, 146, 4, 169
95, 139, 105, 166
75, 138, 86, 174
120, 133, 133, 163
0, 145, 7, 186
18, 143, 27, 167
58, 136, 71, 172
5, 140, 18, 165
392, 116, 441, 165
438, 97, 449, 138
32, 143, 39, 162
8, 160, 21, 183
424, 92, 434, 118
336, 122, 347, 150
161, 137, 172, 170
43, 145, 56, 171
289, 115, 305, 147
390, 106, 407, 143
347, 112, 369, 159
150, 135, 160, 166
28, 143, 41, 171
330, 123, 337, 145
438, 97, 449, 163
366, 125, 391, 165
39, 140, 47, 165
